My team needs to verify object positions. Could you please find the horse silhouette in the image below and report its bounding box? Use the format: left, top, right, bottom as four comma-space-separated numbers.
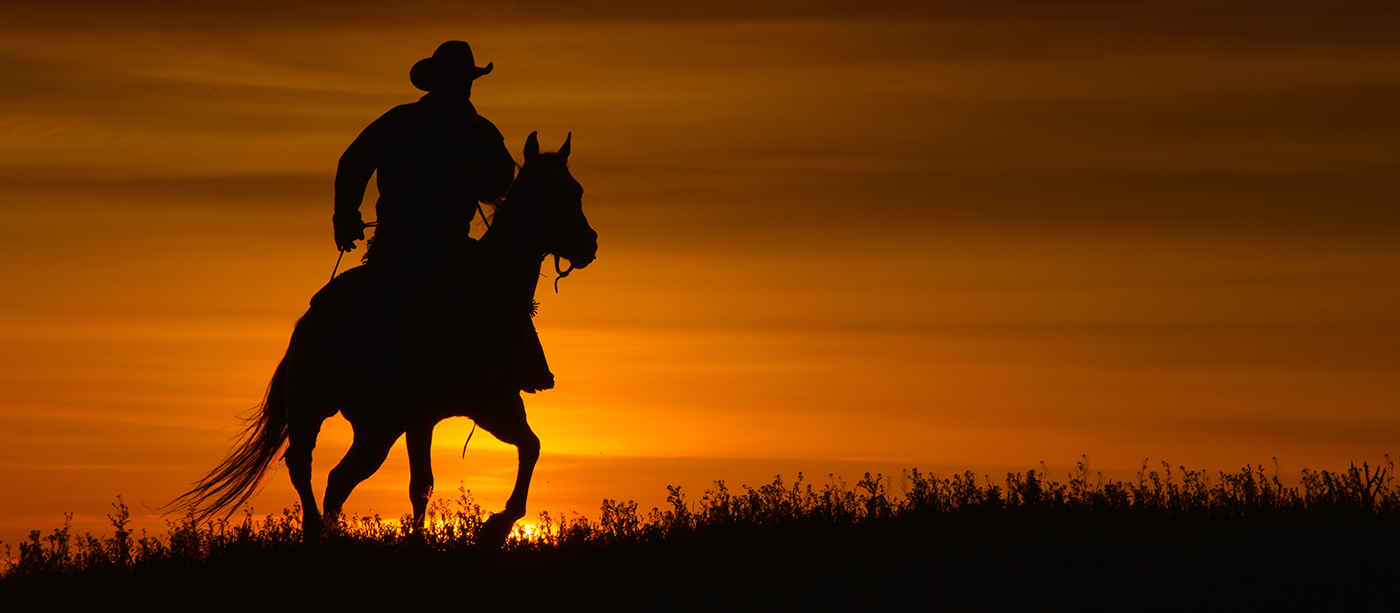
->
173, 132, 596, 546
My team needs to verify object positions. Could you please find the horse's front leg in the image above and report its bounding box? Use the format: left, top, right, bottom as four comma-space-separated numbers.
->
504, 427, 540, 519
474, 394, 540, 545
406, 420, 436, 530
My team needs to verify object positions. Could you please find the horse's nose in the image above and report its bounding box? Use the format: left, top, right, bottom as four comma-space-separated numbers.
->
574, 228, 598, 268
573, 250, 596, 269
574, 243, 597, 269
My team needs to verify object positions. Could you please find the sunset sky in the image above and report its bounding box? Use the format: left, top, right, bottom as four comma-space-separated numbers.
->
2, 1, 1397, 548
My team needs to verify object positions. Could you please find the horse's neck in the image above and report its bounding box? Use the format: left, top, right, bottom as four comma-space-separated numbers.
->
478, 217, 544, 302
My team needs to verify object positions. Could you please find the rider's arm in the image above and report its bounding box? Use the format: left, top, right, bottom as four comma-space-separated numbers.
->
332, 118, 382, 250
476, 118, 517, 203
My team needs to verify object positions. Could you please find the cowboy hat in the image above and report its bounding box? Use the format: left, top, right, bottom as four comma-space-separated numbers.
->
409, 41, 493, 92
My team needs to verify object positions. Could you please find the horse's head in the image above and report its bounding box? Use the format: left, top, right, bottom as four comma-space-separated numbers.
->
499, 131, 597, 271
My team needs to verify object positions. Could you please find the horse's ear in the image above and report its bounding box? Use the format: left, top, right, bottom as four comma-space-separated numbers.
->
524, 131, 540, 160
558, 132, 571, 161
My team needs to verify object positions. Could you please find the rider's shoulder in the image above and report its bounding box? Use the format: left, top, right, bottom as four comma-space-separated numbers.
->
364, 100, 429, 124
359, 103, 431, 138
472, 113, 505, 140
382, 101, 429, 120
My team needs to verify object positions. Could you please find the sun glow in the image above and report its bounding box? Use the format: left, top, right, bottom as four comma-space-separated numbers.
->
510, 522, 542, 543
1, 3, 1398, 553
332, 510, 548, 545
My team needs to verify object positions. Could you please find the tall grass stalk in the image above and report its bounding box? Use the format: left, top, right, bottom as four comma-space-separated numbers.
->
2, 457, 1395, 580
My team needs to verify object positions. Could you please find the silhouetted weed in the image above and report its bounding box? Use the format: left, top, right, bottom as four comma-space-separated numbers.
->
2, 458, 1396, 608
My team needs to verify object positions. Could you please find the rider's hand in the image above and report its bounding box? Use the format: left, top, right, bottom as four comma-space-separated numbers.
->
334, 213, 365, 252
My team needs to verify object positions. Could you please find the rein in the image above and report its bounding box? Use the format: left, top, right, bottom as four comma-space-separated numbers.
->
330, 250, 345, 282
476, 201, 492, 231
330, 221, 378, 281
553, 255, 574, 293
329, 207, 575, 289
460, 422, 477, 458
478, 196, 574, 294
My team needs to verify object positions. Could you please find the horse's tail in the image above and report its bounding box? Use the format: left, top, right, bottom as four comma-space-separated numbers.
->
170, 358, 290, 522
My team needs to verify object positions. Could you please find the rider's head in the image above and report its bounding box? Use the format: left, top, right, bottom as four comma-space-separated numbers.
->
410, 41, 492, 99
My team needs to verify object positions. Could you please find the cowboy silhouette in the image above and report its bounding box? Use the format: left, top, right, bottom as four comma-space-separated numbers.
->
335, 40, 515, 265
330, 40, 553, 391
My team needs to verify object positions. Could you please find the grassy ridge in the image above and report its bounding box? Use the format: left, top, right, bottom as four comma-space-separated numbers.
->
2, 458, 1397, 607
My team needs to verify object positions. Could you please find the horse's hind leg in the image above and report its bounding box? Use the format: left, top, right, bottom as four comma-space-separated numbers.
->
323, 423, 402, 523
406, 420, 437, 530
473, 394, 540, 544
285, 416, 324, 542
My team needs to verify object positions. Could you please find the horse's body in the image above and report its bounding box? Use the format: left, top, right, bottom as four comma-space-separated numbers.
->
175, 133, 596, 545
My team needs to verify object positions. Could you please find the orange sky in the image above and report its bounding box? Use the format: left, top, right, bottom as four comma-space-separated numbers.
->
2, 1, 1398, 548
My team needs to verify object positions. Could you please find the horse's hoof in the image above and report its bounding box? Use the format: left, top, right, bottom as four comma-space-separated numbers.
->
479, 513, 516, 548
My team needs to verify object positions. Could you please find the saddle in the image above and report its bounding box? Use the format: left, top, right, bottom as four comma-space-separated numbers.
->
305, 258, 554, 393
